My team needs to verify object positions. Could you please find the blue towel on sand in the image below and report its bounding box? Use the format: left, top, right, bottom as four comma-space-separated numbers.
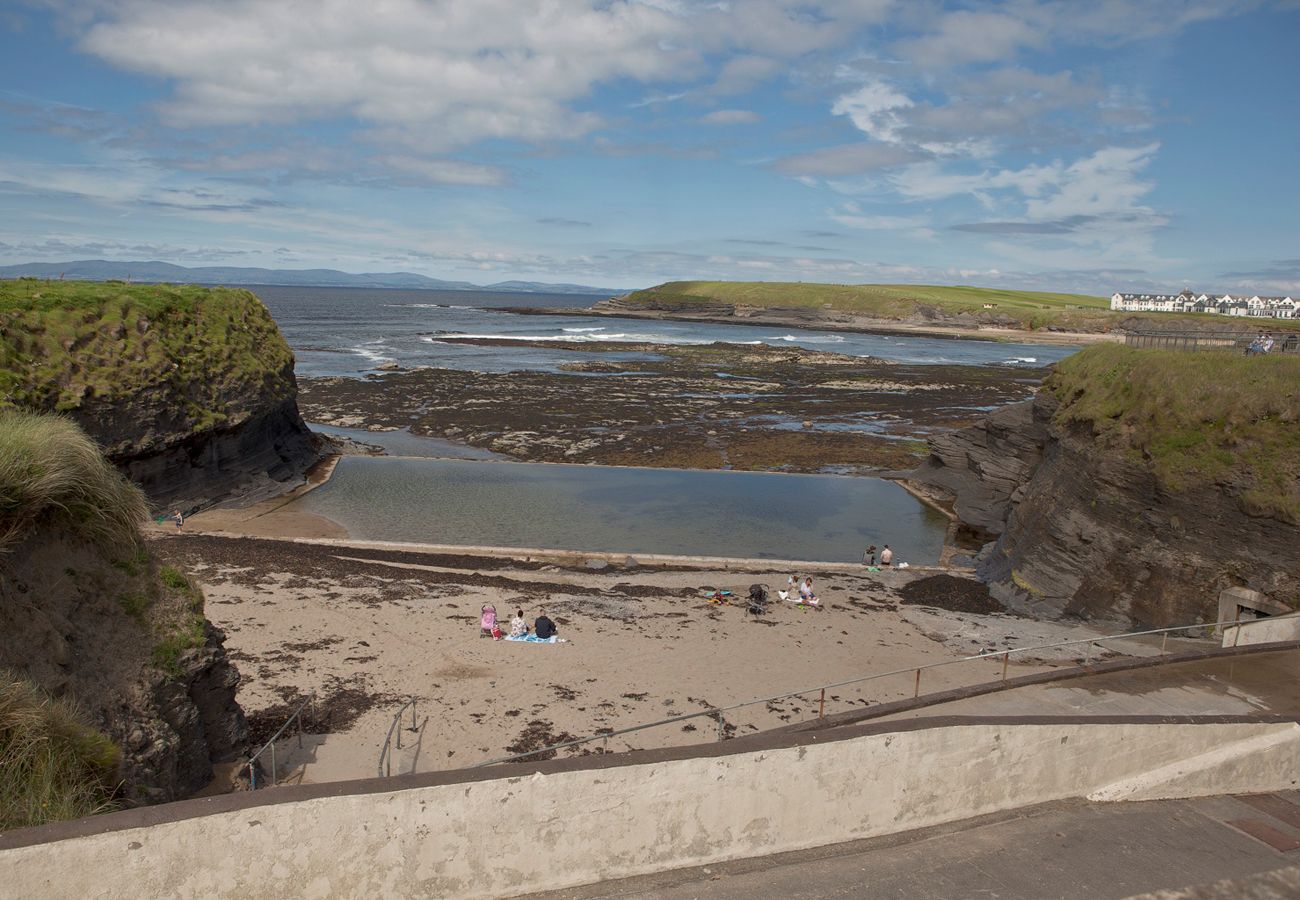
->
505, 634, 559, 643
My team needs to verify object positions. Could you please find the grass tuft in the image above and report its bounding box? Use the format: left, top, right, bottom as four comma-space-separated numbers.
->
1046, 345, 1300, 522
0, 672, 121, 830
0, 410, 148, 552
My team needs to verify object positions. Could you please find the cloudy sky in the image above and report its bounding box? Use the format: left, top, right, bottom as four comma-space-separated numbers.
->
1, 0, 1297, 293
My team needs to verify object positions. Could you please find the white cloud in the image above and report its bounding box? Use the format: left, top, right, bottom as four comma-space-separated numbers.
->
830, 79, 913, 143
772, 142, 921, 176
894, 10, 1044, 69
65, 0, 894, 149
698, 109, 762, 125
377, 155, 509, 187
829, 201, 935, 239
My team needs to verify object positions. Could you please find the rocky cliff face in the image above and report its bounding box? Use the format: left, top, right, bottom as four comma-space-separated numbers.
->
0, 528, 248, 804
1, 281, 319, 510
912, 391, 1300, 628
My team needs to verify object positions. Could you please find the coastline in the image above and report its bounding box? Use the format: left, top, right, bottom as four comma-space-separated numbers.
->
502, 303, 1120, 347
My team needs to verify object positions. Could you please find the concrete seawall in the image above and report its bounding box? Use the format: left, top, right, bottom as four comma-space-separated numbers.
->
3, 714, 1298, 899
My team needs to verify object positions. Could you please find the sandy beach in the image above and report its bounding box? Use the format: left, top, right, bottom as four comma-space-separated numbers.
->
149, 531, 1144, 788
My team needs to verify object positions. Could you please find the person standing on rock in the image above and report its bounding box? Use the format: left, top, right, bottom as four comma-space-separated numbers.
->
863, 544, 877, 566
880, 545, 893, 566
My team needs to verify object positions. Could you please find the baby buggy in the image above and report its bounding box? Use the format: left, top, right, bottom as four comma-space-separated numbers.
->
747, 584, 769, 616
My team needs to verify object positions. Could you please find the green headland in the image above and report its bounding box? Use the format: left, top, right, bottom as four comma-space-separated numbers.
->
618, 280, 1252, 333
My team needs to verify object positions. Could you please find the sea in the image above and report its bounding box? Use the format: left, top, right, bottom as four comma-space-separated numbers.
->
251, 285, 1078, 378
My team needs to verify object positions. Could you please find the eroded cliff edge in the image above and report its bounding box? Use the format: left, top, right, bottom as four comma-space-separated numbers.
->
0, 279, 319, 510
911, 345, 1299, 627
0, 412, 247, 813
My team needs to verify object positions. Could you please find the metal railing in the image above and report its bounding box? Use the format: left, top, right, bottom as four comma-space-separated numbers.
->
377, 698, 420, 778
473, 615, 1285, 769
247, 693, 315, 789
1125, 330, 1300, 353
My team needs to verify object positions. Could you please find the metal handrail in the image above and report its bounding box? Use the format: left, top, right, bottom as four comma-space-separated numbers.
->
473, 614, 1282, 768
247, 693, 315, 789
377, 698, 419, 777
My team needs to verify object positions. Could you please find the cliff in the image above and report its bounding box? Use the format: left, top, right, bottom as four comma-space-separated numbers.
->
911, 345, 1300, 627
0, 279, 319, 510
0, 412, 247, 814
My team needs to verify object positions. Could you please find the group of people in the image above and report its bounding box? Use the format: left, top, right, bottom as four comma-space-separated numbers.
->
779, 575, 819, 606
479, 604, 557, 641
862, 544, 893, 567
1246, 333, 1276, 355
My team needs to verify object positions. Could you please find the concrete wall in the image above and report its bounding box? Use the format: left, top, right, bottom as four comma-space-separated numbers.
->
3, 719, 1298, 900
1223, 612, 1300, 647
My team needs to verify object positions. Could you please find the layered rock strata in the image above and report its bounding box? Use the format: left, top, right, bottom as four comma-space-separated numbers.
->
912, 393, 1300, 627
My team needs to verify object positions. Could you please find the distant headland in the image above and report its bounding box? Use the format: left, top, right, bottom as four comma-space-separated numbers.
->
0, 259, 622, 296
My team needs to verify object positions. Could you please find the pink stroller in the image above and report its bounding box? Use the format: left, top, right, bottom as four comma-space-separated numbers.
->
480, 604, 499, 639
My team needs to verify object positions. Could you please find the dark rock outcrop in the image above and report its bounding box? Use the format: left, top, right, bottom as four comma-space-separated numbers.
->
908, 399, 1050, 540
0, 529, 248, 805
2, 282, 320, 511
911, 393, 1300, 628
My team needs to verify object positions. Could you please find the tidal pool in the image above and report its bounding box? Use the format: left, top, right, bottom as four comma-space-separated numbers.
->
292, 457, 948, 564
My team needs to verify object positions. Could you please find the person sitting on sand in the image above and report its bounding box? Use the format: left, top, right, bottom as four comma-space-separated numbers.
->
534, 610, 557, 640
798, 577, 819, 606
863, 544, 876, 566
480, 604, 498, 638
509, 609, 529, 638
880, 545, 893, 566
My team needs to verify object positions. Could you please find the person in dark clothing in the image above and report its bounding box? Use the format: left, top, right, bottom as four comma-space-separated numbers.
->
534, 611, 557, 639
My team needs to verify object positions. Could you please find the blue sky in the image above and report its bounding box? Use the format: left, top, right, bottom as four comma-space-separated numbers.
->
1, 0, 1297, 294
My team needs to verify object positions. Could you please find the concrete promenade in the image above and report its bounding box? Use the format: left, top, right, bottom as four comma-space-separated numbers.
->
528, 793, 1300, 899
871, 647, 1300, 722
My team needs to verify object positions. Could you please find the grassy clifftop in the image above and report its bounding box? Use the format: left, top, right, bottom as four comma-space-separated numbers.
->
1046, 344, 1300, 522
0, 279, 295, 432
620, 280, 1234, 332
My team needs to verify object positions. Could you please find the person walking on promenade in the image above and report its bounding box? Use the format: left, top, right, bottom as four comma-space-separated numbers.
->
880, 545, 893, 566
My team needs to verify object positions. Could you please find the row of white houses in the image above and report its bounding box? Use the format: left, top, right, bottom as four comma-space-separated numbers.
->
1111, 290, 1298, 318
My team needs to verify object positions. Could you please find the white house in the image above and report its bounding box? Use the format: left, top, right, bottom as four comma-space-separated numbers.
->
1111, 290, 1296, 320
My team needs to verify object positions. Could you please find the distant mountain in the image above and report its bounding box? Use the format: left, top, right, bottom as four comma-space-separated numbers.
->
0, 260, 622, 296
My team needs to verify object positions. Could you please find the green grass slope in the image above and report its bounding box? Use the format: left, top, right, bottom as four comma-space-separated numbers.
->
620, 280, 1243, 333
1046, 345, 1300, 523
0, 409, 147, 552
0, 279, 295, 432
0, 673, 121, 830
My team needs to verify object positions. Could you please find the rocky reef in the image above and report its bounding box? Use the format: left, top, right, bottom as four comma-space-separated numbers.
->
911, 345, 1300, 627
0, 279, 319, 510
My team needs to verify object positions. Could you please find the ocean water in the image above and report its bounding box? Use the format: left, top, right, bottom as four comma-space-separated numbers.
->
290, 456, 949, 564
252, 285, 1078, 377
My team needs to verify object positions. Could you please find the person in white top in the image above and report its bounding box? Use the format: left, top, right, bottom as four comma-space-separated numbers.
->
880, 545, 893, 566
509, 609, 529, 638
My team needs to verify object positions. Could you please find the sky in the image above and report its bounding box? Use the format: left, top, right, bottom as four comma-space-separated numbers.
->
0, 1, 1297, 295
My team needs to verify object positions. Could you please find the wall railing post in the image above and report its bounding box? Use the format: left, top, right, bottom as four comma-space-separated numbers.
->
818, 688, 826, 719
913, 668, 921, 698
270, 742, 276, 787
1001, 652, 1009, 681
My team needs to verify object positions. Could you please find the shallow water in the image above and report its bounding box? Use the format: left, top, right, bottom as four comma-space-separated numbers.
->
291, 456, 948, 564
307, 422, 505, 459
